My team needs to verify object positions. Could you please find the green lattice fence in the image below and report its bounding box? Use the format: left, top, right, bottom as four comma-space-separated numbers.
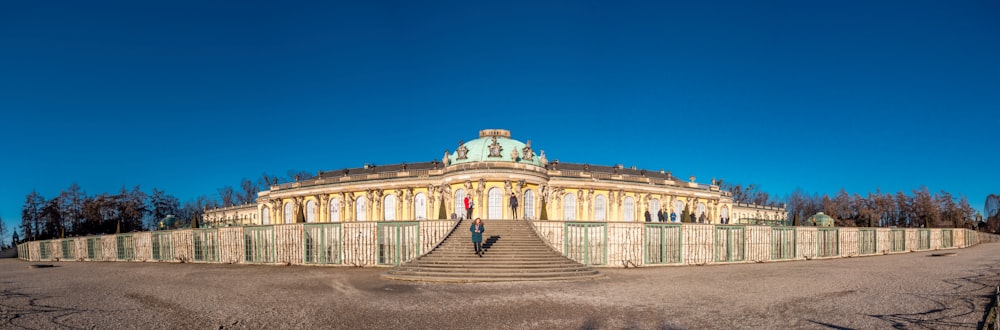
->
965, 229, 978, 246
61, 239, 75, 260
564, 222, 607, 266
151, 232, 173, 261
859, 229, 877, 255
116, 235, 134, 261
244, 226, 275, 264
18, 244, 28, 260
715, 225, 745, 262
918, 229, 931, 250
817, 228, 839, 257
771, 227, 796, 260
40, 241, 52, 260
889, 229, 906, 252
377, 222, 420, 266
941, 229, 953, 248
193, 229, 219, 262
644, 223, 682, 264
87, 237, 103, 260
304, 223, 343, 265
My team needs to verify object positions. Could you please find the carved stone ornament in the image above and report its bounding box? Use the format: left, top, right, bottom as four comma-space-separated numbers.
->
487, 136, 502, 158
510, 149, 519, 161
456, 140, 468, 160
522, 140, 534, 161
538, 150, 547, 165
443, 150, 450, 166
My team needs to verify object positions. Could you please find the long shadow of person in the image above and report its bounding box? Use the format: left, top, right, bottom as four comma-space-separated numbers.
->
481, 235, 500, 254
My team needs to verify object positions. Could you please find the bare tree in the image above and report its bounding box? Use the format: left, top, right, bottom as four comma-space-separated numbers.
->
218, 186, 236, 207
238, 178, 259, 205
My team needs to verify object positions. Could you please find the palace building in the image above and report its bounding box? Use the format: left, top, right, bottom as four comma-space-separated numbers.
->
203, 129, 785, 226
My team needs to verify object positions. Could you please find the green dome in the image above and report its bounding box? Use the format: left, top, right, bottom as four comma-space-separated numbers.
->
448, 129, 543, 167
807, 212, 836, 227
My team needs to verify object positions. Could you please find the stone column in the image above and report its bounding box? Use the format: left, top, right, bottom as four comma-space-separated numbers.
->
318, 194, 328, 222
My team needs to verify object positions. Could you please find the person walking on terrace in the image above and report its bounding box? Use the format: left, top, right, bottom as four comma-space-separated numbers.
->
470, 218, 485, 257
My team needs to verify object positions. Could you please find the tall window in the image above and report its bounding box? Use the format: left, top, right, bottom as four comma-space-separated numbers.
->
262, 207, 270, 225
384, 194, 397, 221
488, 188, 502, 219
454, 189, 466, 219
355, 196, 367, 221
623, 196, 635, 221
284, 202, 294, 224
721, 206, 729, 223
563, 193, 576, 220
329, 197, 341, 222
414, 193, 427, 220
698, 203, 707, 221
306, 200, 316, 223
523, 190, 535, 220
650, 199, 660, 221
594, 194, 607, 221
673, 200, 685, 222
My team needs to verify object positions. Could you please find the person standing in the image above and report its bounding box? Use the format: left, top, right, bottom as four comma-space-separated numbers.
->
509, 193, 518, 219
470, 218, 485, 257
463, 196, 471, 219
644, 210, 652, 222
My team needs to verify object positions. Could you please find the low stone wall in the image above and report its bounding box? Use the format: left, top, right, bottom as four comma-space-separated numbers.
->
16, 220, 457, 267
16, 221, 996, 269
529, 221, 995, 268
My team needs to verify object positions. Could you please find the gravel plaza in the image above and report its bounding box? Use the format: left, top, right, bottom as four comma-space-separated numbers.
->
1, 242, 997, 329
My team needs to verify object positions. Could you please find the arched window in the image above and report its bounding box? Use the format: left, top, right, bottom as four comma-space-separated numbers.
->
624, 196, 635, 221
523, 190, 535, 220
488, 187, 502, 219
454, 189, 466, 219
697, 202, 707, 221
594, 194, 607, 221
563, 193, 576, 220
355, 196, 367, 221
329, 197, 341, 222
262, 207, 270, 225
414, 193, 427, 220
721, 206, 729, 223
650, 198, 661, 221
384, 194, 397, 221
306, 200, 316, 223
673, 200, 685, 222
284, 202, 294, 224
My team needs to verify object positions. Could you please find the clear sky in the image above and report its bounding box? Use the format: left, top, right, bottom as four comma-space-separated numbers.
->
2, 1, 998, 236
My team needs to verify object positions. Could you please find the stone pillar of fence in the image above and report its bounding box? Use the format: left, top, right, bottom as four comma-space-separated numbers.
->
342, 223, 376, 266
218, 227, 245, 264
839, 228, 859, 257
607, 222, 642, 267
275, 224, 304, 265
745, 225, 771, 262
682, 224, 714, 265
171, 230, 194, 262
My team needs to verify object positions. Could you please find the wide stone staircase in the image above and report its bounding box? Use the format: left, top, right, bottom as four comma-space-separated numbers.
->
382, 219, 602, 282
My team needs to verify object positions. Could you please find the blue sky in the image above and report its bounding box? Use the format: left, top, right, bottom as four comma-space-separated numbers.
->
1, 1, 998, 236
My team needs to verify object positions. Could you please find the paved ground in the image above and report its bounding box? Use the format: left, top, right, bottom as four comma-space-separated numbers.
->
2, 244, 999, 330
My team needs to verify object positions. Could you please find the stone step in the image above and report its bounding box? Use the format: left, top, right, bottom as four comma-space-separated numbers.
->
398, 263, 586, 270
380, 273, 604, 283
384, 269, 600, 279
382, 219, 600, 282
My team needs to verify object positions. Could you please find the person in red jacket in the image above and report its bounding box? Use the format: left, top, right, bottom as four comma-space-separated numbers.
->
463, 196, 471, 219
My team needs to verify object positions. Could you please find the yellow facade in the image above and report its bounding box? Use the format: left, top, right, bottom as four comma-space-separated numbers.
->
202, 129, 785, 227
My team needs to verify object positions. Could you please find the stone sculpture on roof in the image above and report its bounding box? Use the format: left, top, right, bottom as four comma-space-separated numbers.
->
522, 140, 534, 161
487, 136, 502, 158
456, 140, 468, 160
